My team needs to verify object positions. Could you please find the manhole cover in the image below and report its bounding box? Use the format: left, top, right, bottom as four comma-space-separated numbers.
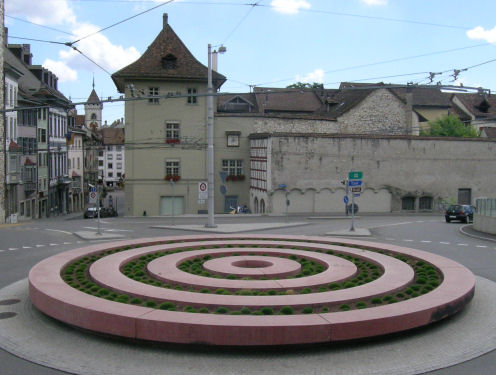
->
0, 299, 21, 306
0, 312, 17, 319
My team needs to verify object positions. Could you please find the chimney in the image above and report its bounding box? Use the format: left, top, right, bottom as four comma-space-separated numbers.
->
22, 44, 32, 65
163, 13, 168, 29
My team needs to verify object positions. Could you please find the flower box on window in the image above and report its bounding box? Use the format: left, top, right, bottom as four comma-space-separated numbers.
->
165, 175, 181, 182
166, 138, 180, 144
226, 174, 245, 182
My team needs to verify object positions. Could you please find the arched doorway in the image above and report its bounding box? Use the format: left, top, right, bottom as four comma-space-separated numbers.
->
260, 199, 265, 214
254, 197, 259, 214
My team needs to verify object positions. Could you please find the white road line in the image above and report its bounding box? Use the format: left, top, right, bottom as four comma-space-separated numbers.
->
416, 220, 425, 223
420, 240, 431, 243
403, 239, 414, 242
8, 248, 18, 251
45, 229, 72, 235
0, 250, 5, 252
458, 243, 468, 246
476, 245, 488, 248
369, 222, 413, 229
62, 242, 72, 245
35, 244, 45, 247
22, 246, 32, 249
76, 241, 85, 243
440, 242, 450, 245
49, 243, 59, 246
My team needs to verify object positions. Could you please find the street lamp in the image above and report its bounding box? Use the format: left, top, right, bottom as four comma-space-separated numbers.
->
206, 44, 226, 228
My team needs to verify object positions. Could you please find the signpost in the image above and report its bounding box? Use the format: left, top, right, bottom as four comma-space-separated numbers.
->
348, 171, 363, 232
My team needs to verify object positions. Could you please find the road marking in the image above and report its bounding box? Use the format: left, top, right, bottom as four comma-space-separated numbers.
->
403, 239, 413, 242
63, 242, 72, 245
76, 241, 85, 243
440, 242, 450, 245
420, 240, 431, 243
49, 243, 59, 246
35, 244, 45, 247
457, 243, 468, 246
22, 246, 32, 249
476, 245, 488, 248
369, 222, 413, 229
8, 248, 18, 251
416, 220, 425, 223
46, 229, 72, 235
0, 250, 4, 252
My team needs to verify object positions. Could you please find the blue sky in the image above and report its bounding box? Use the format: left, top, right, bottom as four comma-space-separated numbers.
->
5, 0, 496, 124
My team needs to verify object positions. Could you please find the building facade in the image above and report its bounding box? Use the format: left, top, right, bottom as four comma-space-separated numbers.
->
112, 13, 496, 216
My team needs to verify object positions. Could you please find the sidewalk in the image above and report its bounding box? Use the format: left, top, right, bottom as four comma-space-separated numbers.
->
460, 224, 496, 242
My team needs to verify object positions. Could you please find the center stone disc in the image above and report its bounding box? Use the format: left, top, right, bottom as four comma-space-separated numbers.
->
203, 255, 302, 278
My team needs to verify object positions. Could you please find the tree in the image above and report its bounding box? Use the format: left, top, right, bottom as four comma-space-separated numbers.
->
286, 82, 323, 90
420, 114, 479, 137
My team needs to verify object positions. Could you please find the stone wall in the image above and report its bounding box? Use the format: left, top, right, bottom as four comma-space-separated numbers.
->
266, 134, 496, 213
253, 117, 339, 134
338, 89, 408, 135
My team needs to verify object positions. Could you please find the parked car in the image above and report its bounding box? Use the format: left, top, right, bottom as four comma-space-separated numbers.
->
445, 204, 473, 223
102, 207, 118, 217
84, 207, 101, 219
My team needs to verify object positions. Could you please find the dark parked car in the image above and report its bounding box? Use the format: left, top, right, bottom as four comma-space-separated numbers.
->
83, 207, 101, 219
445, 204, 473, 223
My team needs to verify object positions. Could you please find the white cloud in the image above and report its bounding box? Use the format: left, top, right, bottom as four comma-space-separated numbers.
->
271, 0, 311, 15
466, 25, 496, 44
43, 59, 78, 82
59, 24, 141, 72
6, 0, 76, 25
360, 0, 388, 5
295, 68, 325, 83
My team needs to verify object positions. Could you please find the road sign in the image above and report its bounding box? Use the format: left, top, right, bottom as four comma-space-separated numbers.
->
343, 196, 349, 204
349, 171, 363, 180
351, 187, 362, 193
348, 180, 362, 187
198, 199, 205, 204
89, 191, 97, 204
353, 193, 360, 197
198, 181, 208, 200
90, 186, 96, 193
278, 184, 287, 189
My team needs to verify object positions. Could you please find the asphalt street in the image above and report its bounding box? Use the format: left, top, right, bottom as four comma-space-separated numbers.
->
1, 205, 495, 374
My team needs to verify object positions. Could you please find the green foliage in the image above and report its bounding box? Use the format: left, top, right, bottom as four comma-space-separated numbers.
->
286, 82, 324, 90
420, 114, 479, 137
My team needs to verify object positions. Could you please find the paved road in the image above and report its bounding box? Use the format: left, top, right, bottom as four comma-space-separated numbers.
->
0, 213, 495, 374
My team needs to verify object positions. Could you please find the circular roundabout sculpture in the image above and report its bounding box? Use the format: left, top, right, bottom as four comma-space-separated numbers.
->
29, 234, 475, 346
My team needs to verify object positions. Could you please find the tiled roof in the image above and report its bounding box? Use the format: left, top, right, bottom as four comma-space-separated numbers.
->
100, 128, 124, 145
87, 89, 100, 104
455, 93, 496, 119
112, 14, 226, 92
253, 87, 323, 113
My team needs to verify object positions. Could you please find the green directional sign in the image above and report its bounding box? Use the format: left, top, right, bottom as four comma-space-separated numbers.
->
349, 171, 363, 180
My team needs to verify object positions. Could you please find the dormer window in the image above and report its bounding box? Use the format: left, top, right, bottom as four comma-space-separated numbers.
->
162, 54, 177, 70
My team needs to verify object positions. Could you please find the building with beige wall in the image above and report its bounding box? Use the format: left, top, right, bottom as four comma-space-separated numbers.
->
112, 13, 494, 216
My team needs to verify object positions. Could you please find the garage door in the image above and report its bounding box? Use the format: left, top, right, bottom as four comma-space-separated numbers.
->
160, 196, 184, 216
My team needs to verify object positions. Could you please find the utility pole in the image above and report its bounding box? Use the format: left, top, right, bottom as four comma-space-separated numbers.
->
206, 44, 216, 228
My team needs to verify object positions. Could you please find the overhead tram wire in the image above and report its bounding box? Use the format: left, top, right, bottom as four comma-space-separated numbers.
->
221, 1, 262, 45
70, 0, 176, 45
5, 15, 73, 35
252, 42, 493, 87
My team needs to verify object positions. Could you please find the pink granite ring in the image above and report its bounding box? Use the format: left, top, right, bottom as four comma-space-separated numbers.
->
28, 234, 475, 346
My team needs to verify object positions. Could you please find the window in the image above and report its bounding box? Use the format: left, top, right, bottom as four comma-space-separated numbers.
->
117, 154, 122, 160
187, 88, 197, 104
161, 54, 177, 69
165, 159, 180, 176
149, 87, 159, 103
91, 113, 97, 120
108, 163, 113, 169
108, 172, 113, 178
117, 163, 122, 169
98, 150, 103, 157
116, 145, 122, 151
165, 122, 180, 142
401, 196, 415, 210
107, 145, 113, 151
226, 132, 240, 147
98, 160, 103, 166
117, 172, 122, 178
222, 160, 243, 176
68, 158, 71, 169
107, 154, 113, 160
77, 158, 80, 169
419, 196, 433, 210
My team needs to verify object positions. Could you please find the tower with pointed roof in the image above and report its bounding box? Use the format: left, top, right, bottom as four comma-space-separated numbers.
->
112, 13, 227, 216
85, 78, 102, 129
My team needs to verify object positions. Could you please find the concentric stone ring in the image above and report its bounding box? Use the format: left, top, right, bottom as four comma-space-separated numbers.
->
29, 234, 475, 346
